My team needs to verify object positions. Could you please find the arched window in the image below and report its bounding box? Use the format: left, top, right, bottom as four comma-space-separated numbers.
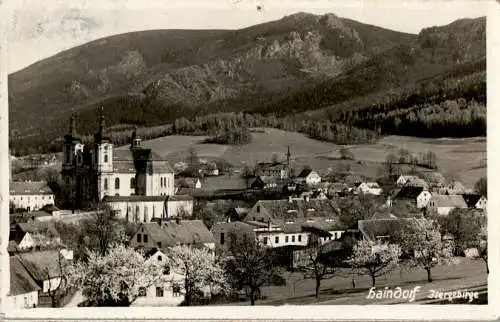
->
104, 154, 108, 163
115, 178, 120, 189
104, 178, 108, 190
130, 177, 136, 189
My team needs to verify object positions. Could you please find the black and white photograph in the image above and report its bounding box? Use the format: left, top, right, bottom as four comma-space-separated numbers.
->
0, 0, 497, 319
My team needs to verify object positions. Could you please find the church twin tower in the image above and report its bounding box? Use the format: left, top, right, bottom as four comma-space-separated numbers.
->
61, 112, 175, 209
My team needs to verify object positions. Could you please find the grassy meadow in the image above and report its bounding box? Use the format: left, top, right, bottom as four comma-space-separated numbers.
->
128, 128, 486, 189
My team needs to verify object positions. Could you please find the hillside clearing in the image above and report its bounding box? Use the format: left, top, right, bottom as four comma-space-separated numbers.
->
132, 128, 486, 188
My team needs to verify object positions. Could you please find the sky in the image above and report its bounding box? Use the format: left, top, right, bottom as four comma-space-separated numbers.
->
5, 0, 491, 73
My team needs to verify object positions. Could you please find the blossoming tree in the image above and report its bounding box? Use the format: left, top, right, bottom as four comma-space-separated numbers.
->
348, 240, 401, 287
67, 244, 165, 306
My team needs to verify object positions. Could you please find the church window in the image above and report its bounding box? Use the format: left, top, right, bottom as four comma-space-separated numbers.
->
104, 179, 108, 190
115, 178, 120, 189
130, 178, 136, 189
104, 154, 108, 163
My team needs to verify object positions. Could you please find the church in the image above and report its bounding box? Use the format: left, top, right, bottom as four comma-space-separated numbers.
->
60, 113, 191, 222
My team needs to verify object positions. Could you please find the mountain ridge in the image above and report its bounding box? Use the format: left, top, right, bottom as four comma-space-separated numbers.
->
8, 13, 486, 154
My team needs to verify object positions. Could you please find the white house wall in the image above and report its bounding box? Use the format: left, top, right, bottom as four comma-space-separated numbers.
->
417, 191, 432, 209
10, 194, 54, 211
42, 277, 62, 293
8, 291, 38, 309
107, 201, 166, 223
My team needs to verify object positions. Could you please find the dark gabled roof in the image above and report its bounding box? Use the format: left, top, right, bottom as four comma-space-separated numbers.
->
9, 231, 28, 244
140, 220, 214, 247
151, 160, 174, 173
462, 194, 483, 207
165, 195, 193, 202
10, 257, 41, 296
247, 198, 341, 222
358, 218, 418, 242
113, 161, 136, 173
17, 250, 63, 281
175, 178, 200, 188
370, 211, 398, 220
430, 194, 468, 208
391, 186, 424, 200
297, 169, 313, 178
113, 148, 173, 172
10, 181, 53, 195
15, 222, 59, 237
278, 217, 344, 234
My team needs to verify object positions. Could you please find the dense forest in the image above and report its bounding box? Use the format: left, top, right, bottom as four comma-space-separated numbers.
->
9, 57, 485, 156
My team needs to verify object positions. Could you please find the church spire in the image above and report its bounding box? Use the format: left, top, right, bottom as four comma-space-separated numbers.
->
98, 107, 105, 134
286, 145, 291, 168
69, 111, 76, 136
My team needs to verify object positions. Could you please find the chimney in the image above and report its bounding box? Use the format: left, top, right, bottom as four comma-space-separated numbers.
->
268, 218, 271, 230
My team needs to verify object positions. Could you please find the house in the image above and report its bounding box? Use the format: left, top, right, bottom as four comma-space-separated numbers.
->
16, 250, 65, 294
244, 197, 341, 224
462, 194, 487, 210
175, 178, 202, 192
132, 249, 185, 307
130, 218, 215, 252
256, 162, 289, 179
212, 217, 345, 261
296, 169, 321, 186
10, 211, 53, 226
427, 194, 468, 215
227, 207, 251, 222
417, 190, 433, 209
8, 256, 41, 309
357, 218, 418, 243
420, 171, 447, 188
103, 194, 194, 223
9, 231, 35, 251
250, 176, 279, 190
211, 221, 256, 252
396, 175, 420, 187
396, 175, 428, 189
10, 181, 55, 212
355, 182, 382, 196
443, 181, 467, 195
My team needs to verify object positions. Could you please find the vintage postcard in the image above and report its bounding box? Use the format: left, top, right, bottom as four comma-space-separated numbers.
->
0, 0, 498, 320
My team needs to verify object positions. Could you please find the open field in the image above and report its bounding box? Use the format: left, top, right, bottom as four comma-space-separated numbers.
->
133, 129, 486, 189
221, 257, 487, 306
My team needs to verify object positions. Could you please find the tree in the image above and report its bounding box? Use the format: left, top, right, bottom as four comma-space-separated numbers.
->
398, 149, 411, 164
242, 165, 254, 189
477, 222, 488, 274
272, 154, 279, 164
340, 147, 355, 160
437, 209, 486, 256
474, 177, 487, 196
383, 153, 398, 177
68, 244, 164, 306
80, 203, 125, 257
297, 233, 339, 299
168, 245, 229, 306
187, 147, 199, 168
348, 240, 401, 287
225, 230, 285, 305
424, 151, 437, 169
396, 219, 456, 282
